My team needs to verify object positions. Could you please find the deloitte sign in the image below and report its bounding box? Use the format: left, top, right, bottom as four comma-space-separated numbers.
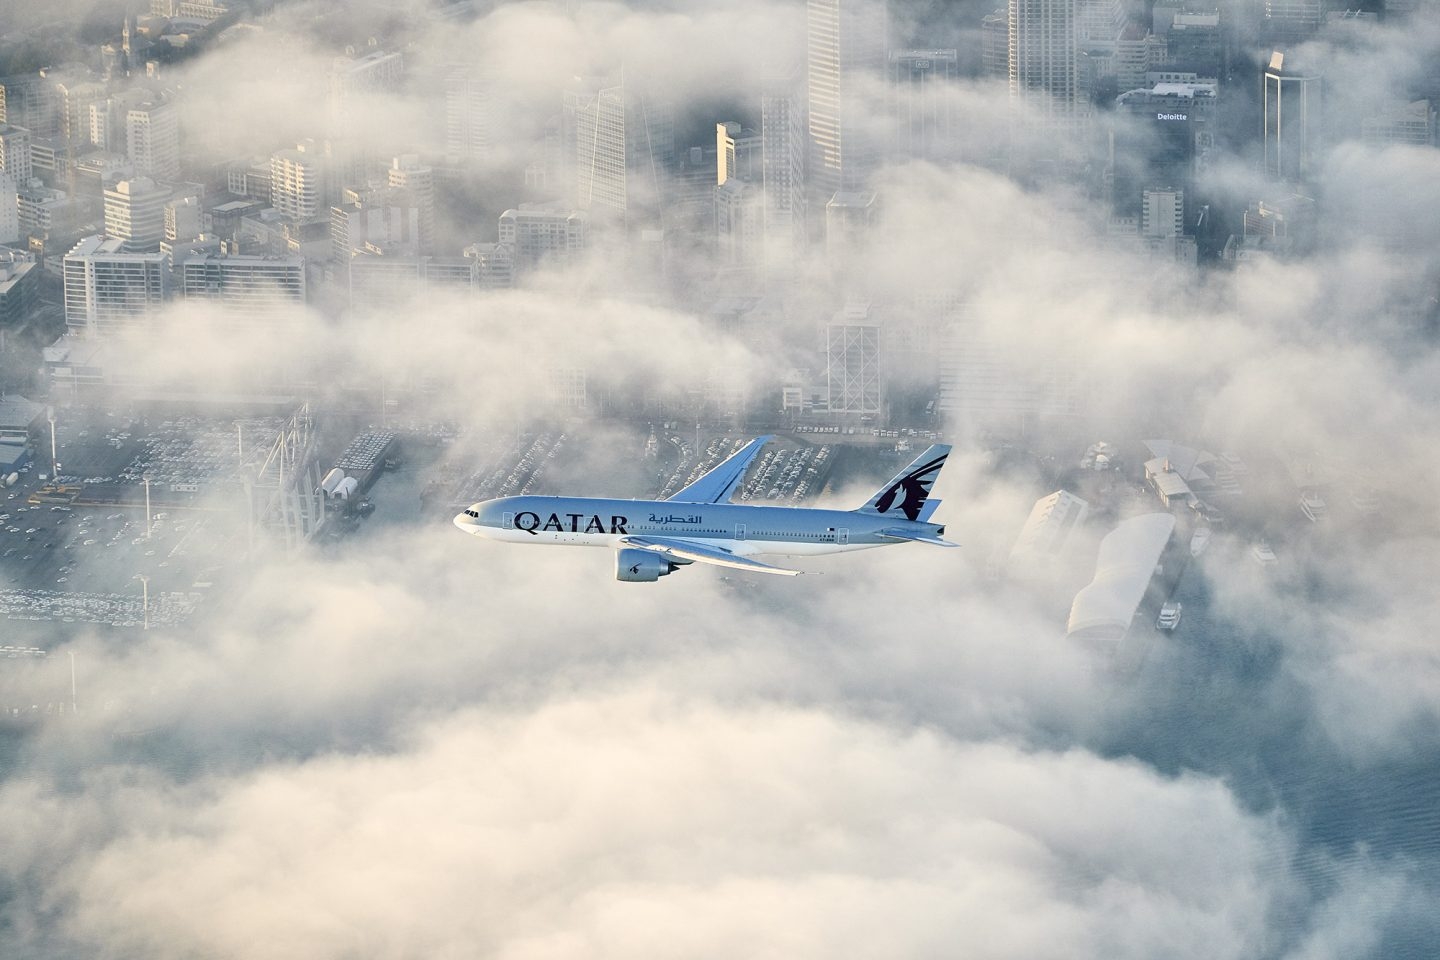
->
1157, 112, 1188, 121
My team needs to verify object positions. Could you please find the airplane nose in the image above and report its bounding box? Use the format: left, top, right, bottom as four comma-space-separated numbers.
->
453, 511, 480, 533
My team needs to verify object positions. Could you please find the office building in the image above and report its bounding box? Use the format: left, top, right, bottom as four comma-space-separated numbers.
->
1262, 51, 1320, 183
463, 241, 515, 288
825, 190, 877, 263
387, 155, 435, 253
889, 50, 958, 160
1262, 0, 1323, 43
0, 173, 17, 244
716, 121, 761, 185
0, 247, 38, 328
497, 202, 587, 272
164, 194, 203, 243
0, 124, 31, 184
271, 141, 328, 222
565, 78, 674, 220
1142, 188, 1184, 238
1009, 0, 1081, 124
444, 66, 491, 164
982, 11, 1009, 79
328, 49, 404, 102
126, 98, 180, 181
103, 176, 168, 251
826, 312, 882, 415
62, 235, 169, 337
1111, 81, 1216, 224
1361, 100, 1434, 146
808, 0, 888, 196
180, 252, 306, 319
714, 179, 763, 266
761, 66, 808, 261
330, 185, 422, 262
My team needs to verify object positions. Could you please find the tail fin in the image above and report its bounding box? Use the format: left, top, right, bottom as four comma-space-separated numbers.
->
854, 444, 951, 522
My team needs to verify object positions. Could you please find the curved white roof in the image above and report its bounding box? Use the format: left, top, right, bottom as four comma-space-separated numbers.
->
1066, 514, 1176, 643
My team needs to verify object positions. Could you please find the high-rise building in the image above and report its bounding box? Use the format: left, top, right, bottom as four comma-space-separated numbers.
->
716, 121, 761, 185
1361, 100, 1435, 146
825, 190, 877, 264
826, 312, 882, 415
761, 66, 808, 261
330, 185, 422, 262
714, 179, 763, 266
463, 241, 515, 289
982, 11, 1010, 79
387, 155, 434, 253
1112, 81, 1216, 223
1009, 0, 1081, 124
1142, 188, 1184, 237
1262, 0, 1323, 43
180, 253, 306, 320
444, 66, 491, 164
0, 246, 38, 327
889, 50, 958, 160
808, 0, 888, 197
55, 80, 107, 149
103, 177, 168, 251
1262, 51, 1320, 183
270, 141, 328, 222
164, 194, 203, 243
497, 202, 587, 272
0, 173, 20, 245
126, 99, 180, 181
565, 78, 674, 221
0, 125, 31, 185
62, 235, 169, 337
328, 49, 404, 102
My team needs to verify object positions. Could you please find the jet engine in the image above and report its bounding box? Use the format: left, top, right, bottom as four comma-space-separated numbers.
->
615, 548, 678, 582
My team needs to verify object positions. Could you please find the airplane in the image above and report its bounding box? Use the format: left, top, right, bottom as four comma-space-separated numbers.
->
453, 436, 958, 581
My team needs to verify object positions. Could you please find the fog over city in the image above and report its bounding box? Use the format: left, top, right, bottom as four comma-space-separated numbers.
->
0, 0, 1438, 957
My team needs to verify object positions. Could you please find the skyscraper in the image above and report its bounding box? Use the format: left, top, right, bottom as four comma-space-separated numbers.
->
888, 50, 958, 160
0, 124, 31, 184
271, 141, 328, 222
63, 235, 169, 337
126, 99, 179, 181
388, 154, 435, 253
103, 177, 168, 251
1009, 0, 1081, 124
761, 66, 808, 261
826, 311, 882, 415
443, 66, 491, 165
808, 0, 888, 198
565, 78, 673, 222
1263, 51, 1320, 183
982, 11, 1009, 80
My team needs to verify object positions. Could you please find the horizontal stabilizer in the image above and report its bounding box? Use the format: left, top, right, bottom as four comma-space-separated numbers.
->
620, 535, 802, 576
876, 528, 960, 548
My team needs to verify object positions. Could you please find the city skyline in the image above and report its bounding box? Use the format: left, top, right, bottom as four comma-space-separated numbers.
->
0, 1, 1438, 958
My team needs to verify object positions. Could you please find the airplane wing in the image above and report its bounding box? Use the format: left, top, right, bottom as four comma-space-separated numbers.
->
667, 436, 772, 504
876, 528, 961, 548
620, 535, 802, 576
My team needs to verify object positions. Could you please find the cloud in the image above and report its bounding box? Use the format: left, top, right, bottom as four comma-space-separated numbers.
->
6, 691, 1292, 960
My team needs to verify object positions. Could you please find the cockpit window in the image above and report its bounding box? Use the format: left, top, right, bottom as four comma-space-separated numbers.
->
465, 509, 479, 518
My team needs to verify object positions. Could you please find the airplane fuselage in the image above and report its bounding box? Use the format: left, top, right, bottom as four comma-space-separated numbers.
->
454, 495, 945, 558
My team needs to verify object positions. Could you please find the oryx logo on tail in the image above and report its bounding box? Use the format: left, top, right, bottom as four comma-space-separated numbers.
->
856, 444, 952, 522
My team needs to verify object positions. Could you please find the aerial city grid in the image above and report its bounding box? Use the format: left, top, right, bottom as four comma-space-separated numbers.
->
0, 0, 1437, 956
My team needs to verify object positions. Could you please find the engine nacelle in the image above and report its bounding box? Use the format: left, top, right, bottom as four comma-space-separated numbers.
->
616, 548, 677, 582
